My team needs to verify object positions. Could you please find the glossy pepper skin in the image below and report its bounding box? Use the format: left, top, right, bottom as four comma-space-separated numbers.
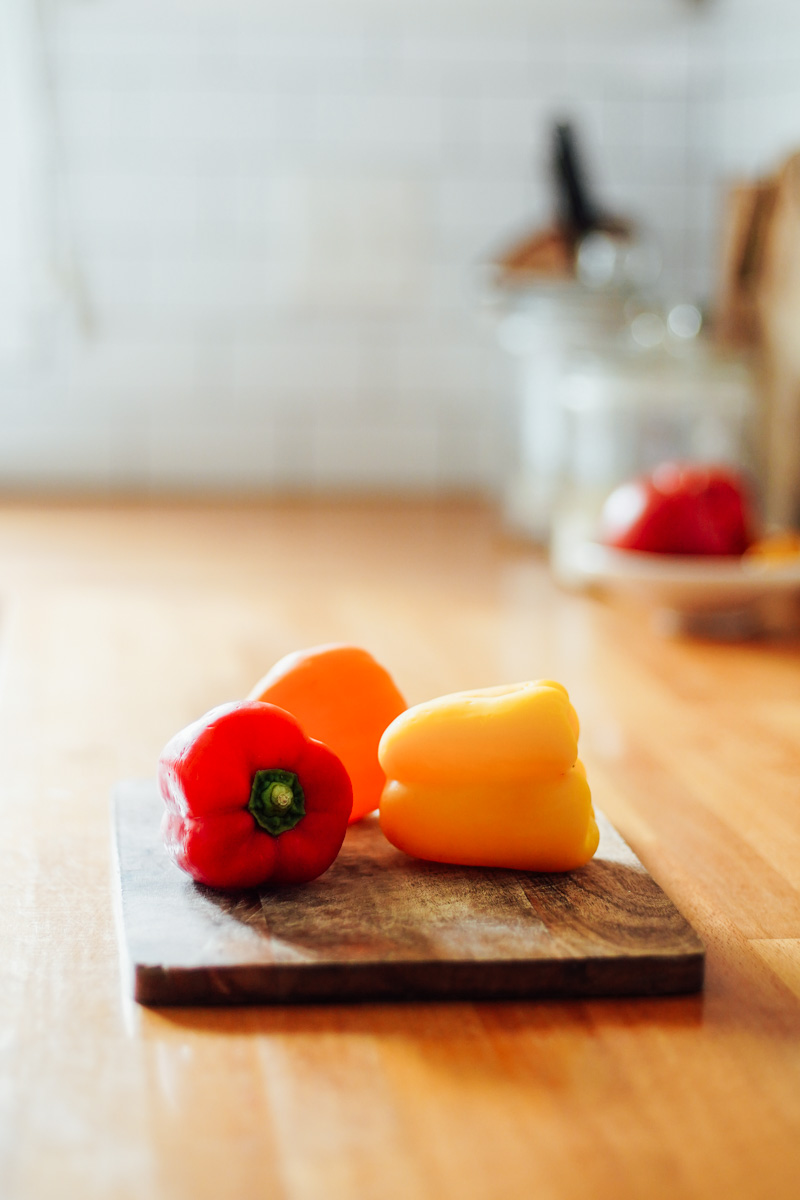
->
378, 680, 598, 872
249, 644, 406, 824
159, 701, 352, 889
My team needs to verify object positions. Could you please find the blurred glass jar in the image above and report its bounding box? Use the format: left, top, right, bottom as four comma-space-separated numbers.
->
493, 230, 663, 543
550, 328, 759, 587
497, 282, 631, 541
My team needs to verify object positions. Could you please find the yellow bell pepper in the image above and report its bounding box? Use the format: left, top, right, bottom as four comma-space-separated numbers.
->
378, 680, 599, 872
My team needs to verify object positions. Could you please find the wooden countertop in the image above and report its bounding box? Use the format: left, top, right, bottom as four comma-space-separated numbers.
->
1, 498, 798, 1200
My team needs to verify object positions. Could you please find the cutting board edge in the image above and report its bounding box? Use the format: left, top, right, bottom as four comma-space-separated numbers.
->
133, 949, 705, 1007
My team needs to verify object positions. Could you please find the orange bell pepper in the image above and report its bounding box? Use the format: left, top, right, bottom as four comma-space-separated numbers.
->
378, 680, 598, 871
249, 643, 406, 823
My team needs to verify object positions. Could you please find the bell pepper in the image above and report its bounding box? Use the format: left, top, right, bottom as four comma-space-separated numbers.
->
378, 680, 599, 872
249, 643, 407, 824
600, 462, 755, 556
158, 700, 352, 888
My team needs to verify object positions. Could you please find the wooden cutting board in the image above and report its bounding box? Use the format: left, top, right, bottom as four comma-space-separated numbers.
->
113, 780, 704, 1006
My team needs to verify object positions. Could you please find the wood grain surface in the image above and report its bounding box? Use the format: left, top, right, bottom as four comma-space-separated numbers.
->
114, 782, 703, 1005
0, 498, 798, 1200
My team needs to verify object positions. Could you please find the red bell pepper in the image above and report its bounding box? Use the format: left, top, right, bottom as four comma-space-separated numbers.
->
600, 462, 754, 556
158, 701, 352, 888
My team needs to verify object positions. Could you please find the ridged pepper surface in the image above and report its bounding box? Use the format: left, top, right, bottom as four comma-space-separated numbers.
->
159, 700, 352, 888
378, 680, 598, 872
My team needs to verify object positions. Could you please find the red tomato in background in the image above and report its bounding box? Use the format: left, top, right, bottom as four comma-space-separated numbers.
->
599, 463, 755, 556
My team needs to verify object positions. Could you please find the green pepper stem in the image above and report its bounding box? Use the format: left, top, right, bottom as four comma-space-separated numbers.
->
248, 769, 305, 836
269, 783, 294, 810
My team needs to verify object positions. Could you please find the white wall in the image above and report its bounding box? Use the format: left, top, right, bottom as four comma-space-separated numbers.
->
709, 2, 800, 178
0, 0, 797, 494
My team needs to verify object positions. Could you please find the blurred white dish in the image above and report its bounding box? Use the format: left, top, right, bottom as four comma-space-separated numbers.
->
564, 541, 800, 636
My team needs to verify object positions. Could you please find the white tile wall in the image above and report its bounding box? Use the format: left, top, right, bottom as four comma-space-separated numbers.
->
0, 0, 797, 493
711, 9, 800, 180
